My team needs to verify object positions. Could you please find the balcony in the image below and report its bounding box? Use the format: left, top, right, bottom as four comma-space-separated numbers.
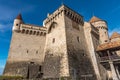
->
99, 55, 120, 63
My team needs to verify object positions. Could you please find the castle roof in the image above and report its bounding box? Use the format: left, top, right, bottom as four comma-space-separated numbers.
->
16, 14, 23, 20
89, 16, 102, 23
110, 32, 120, 39
96, 40, 120, 51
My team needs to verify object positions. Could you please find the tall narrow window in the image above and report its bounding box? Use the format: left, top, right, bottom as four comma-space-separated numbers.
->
77, 37, 79, 42
27, 50, 29, 53
53, 38, 55, 43
16, 24, 19, 26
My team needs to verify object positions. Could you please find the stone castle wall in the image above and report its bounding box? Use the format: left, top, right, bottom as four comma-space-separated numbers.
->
4, 25, 46, 78
64, 14, 97, 80
43, 10, 69, 79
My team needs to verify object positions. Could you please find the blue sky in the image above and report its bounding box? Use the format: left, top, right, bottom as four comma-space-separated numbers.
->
0, 0, 120, 75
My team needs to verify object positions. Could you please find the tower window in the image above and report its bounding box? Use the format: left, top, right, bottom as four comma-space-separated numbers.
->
77, 37, 80, 42
36, 51, 38, 54
16, 24, 19, 26
27, 50, 29, 53
105, 32, 107, 34
52, 38, 55, 43
105, 40, 108, 42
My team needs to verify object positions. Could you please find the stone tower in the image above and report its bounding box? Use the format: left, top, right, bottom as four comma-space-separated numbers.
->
43, 5, 97, 80
89, 16, 109, 44
3, 14, 47, 78
13, 14, 23, 31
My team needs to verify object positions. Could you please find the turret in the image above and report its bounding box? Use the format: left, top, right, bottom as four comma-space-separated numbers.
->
12, 14, 23, 32
89, 16, 109, 44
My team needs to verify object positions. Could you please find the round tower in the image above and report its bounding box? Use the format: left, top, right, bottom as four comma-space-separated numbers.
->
89, 16, 109, 44
13, 14, 23, 32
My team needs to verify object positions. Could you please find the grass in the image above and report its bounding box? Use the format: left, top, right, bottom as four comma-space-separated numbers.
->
0, 75, 23, 80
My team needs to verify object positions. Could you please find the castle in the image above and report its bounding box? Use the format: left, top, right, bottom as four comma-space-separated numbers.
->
3, 5, 120, 80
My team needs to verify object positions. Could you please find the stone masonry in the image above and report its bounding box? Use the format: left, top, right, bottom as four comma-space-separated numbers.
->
3, 5, 114, 80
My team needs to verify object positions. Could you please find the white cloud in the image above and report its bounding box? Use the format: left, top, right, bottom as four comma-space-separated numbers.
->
109, 27, 120, 36
0, 67, 4, 75
0, 60, 6, 75
0, 4, 37, 22
0, 23, 12, 33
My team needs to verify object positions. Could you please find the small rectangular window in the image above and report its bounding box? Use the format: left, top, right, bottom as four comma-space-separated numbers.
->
53, 38, 55, 43
27, 50, 29, 53
77, 37, 79, 42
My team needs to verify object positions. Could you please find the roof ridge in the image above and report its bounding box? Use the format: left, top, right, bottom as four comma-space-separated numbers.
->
110, 32, 120, 39
89, 16, 102, 23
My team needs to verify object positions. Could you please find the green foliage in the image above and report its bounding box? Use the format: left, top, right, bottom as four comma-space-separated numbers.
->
0, 75, 23, 80
60, 77, 71, 80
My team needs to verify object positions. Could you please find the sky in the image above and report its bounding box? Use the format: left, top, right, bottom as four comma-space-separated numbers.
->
0, 0, 120, 75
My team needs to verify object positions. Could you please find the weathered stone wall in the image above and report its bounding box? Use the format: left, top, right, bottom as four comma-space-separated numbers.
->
3, 61, 28, 77
84, 22, 108, 80
43, 11, 69, 79
110, 38, 120, 42
65, 16, 97, 80
91, 21, 109, 44
4, 30, 46, 77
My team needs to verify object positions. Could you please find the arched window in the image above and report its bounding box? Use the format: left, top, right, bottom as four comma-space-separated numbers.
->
36, 31, 39, 35
40, 32, 43, 36
26, 30, 29, 34
48, 22, 57, 33
33, 31, 36, 35
22, 29, 25, 33
30, 30, 32, 35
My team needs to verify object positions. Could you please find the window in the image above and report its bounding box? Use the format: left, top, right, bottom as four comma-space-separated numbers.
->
30, 62, 34, 64
77, 37, 79, 42
26, 30, 29, 34
52, 38, 55, 43
27, 50, 29, 53
16, 24, 19, 26
36, 51, 38, 54
105, 32, 107, 34
39, 66, 42, 71
22, 29, 25, 33
105, 40, 108, 42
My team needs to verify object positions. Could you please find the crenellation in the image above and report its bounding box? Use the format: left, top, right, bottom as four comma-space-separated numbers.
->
17, 24, 47, 36
44, 5, 83, 26
20, 28, 46, 36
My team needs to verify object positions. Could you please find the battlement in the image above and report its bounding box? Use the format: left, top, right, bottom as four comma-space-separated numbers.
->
96, 26, 108, 30
18, 24, 47, 36
44, 5, 84, 26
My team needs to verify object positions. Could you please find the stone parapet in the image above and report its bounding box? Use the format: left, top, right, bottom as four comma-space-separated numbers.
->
44, 5, 84, 26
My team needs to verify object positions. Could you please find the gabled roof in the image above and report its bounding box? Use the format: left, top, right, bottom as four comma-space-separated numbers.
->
16, 14, 23, 20
89, 16, 102, 23
110, 32, 120, 39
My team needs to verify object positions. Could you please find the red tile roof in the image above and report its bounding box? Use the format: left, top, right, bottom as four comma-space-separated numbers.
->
89, 16, 102, 23
110, 32, 120, 39
16, 14, 23, 20
96, 40, 120, 51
